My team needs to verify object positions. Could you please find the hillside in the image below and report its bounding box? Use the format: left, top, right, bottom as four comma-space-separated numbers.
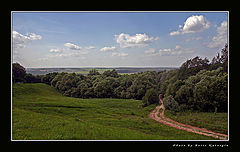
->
12, 83, 215, 140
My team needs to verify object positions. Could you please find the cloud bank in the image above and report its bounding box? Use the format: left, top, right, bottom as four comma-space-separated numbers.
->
207, 21, 227, 48
145, 45, 193, 56
12, 31, 42, 49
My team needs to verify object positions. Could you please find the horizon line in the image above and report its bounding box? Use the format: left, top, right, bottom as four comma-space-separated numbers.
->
26, 66, 180, 69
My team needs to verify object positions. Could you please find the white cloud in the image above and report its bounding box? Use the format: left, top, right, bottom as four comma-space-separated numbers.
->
55, 52, 87, 57
169, 31, 181, 36
64, 43, 95, 50
49, 48, 63, 53
12, 31, 42, 49
182, 15, 210, 33
26, 32, 42, 40
175, 45, 181, 50
115, 33, 157, 48
185, 36, 202, 42
160, 47, 194, 56
144, 45, 193, 56
207, 21, 228, 48
55, 53, 72, 57
112, 52, 128, 57
169, 15, 210, 36
48, 43, 92, 59
158, 48, 183, 56
144, 48, 156, 54
85, 46, 95, 49
64, 42, 82, 50
100, 46, 117, 52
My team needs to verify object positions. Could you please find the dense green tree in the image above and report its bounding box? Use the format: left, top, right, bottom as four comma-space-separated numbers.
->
24, 73, 42, 83
158, 70, 178, 95
88, 69, 100, 76
93, 79, 112, 98
77, 80, 89, 98
103, 69, 119, 78
12, 62, 26, 83
210, 44, 228, 72
142, 88, 159, 107
165, 80, 184, 98
177, 56, 209, 80
41, 72, 58, 85
163, 95, 179, 114
51, 72, 67, 87
175, 84, 194, 106
173, 67, 227, 112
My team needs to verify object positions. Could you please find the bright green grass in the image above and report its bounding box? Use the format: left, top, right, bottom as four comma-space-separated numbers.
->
164, 110, 228, 134
12, 83, 216, 140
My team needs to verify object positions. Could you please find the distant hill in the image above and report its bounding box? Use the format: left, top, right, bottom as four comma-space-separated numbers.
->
26, 67, 178, 75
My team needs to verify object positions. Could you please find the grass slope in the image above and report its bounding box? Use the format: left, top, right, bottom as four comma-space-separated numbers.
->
12, 83, 215, 140
165, 110, 228, 135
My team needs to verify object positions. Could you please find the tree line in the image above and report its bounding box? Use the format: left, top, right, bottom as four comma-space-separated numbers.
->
12, 44, 228, 113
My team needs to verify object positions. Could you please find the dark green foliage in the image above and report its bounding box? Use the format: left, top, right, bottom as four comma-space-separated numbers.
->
48, 70, 163, 100
12, 62, 26, 83
12, 62, 42, 83
128, 72, 159, 100
142, 88, 159, 107
174, 67, 227, 112
165, 80, 184, 98
88, 69, 100, 76
210, 44, 228, 72
102, 69, 119, 78
177, 56, 210, 80
24, 73, 42, 83
158, 70, 178, 95
41, 72, 58, 85
163, 95, 179, 114
93, 77, 115, 98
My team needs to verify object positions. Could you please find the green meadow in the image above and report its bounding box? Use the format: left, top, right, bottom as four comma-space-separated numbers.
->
165, 110, 228, 135
12, 83, 216, 140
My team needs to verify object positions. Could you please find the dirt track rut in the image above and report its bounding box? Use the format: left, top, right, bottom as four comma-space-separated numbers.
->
149, 97, 228, 140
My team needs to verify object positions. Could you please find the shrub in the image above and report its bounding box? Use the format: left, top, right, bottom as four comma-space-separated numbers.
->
163, 95, 179, 114
142, 88, 159, 107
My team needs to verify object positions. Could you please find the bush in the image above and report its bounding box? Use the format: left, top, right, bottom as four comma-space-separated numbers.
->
12, 62, 26, 83
24, 73, 42, 83
163, 95, 179, 114
142, 88, 159, 107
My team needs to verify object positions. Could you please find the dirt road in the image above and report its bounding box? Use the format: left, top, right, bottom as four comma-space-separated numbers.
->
149, 96, 228, 140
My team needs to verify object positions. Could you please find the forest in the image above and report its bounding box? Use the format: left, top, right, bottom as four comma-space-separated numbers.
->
12, 44, 228, 113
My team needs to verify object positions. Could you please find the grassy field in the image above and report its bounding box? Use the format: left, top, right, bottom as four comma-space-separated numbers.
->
165, 110, 228, 135
12, 83, 217, 140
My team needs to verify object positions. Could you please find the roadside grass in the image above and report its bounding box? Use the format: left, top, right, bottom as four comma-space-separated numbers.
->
12, 83, 216, 140
164, 110, 228, 135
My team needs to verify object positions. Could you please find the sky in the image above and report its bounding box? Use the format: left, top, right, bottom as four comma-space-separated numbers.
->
12, 11, 228, 68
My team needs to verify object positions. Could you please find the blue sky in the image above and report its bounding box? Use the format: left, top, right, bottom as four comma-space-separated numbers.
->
12, 12, 228, 68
